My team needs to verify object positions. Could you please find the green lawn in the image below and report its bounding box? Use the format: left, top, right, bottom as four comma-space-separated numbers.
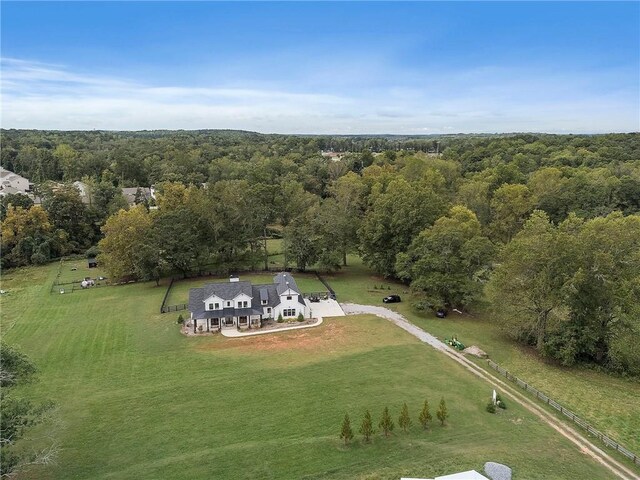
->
266, 237, 286, 269
328, 256, 640, 457
0, 262, 618, 479
52, 257, 108, 285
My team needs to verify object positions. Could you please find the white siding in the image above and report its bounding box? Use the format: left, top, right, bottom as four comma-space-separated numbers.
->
203, 294, 224, 311
233, 293, 252, 309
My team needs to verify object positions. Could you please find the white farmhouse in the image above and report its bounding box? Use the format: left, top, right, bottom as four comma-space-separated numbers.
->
188, 273, 310, 333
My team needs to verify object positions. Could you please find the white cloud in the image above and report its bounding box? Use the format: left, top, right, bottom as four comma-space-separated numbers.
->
1, 57, 637, 133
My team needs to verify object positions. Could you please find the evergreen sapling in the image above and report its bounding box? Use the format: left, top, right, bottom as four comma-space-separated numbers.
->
340, 414, 354, 445
359, 410, 374, 443
399, 402, 412, 432
437, 397, 449, 426
418, 399, 432, 429
379, 406, 395, 437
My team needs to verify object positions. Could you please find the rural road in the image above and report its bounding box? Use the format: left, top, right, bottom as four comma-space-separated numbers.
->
341, 303, 640, 480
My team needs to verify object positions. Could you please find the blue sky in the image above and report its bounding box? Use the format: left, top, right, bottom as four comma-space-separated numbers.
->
1, 1, 638, 133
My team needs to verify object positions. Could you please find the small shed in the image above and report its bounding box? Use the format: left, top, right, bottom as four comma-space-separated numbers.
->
88, 257, 98, 268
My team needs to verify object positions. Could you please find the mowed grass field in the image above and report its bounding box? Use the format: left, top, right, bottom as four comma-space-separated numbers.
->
326, 256, 640, 457
0, 263, 620, 479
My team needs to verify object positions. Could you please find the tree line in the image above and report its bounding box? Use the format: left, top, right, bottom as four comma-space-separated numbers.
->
1, 130, 639, 374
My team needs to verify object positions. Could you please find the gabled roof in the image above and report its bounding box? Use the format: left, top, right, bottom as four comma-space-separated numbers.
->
273, 272, 302, 296
259, 288, 269, 302
202, 281, 253, 301
189, 273, 307, 318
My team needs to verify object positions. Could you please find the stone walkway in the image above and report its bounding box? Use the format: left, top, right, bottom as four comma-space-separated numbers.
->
220, 318, 323, 337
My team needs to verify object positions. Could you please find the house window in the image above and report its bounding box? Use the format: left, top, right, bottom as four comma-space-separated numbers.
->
243, 301, 248, 308
283, 308, 296, 317
262, 299, 267, 305
211, 318, 219, 326
214, 303, 219, 309
227, 301, 231, 307
286, 296, 292, 300
208, 303, 214, 310
267, 308, 271, 314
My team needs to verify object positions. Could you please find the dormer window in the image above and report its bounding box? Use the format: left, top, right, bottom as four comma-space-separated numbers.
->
287, 296, 292, 300
262, 299, 267, 305
227, 301, 231, 307
214, 303, 219, 309
208, 303, 214, 310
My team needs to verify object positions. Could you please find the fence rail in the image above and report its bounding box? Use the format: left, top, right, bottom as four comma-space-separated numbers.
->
486, 359, 640, 466
161, 303, 188, 313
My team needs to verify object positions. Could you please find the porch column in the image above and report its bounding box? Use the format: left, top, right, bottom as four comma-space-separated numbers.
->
207, 319, 210, 332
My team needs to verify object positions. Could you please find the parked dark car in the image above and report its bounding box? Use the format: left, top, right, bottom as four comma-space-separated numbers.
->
383, 295, 401, 304
308, 295, 321, 303
436, 309, 447, 318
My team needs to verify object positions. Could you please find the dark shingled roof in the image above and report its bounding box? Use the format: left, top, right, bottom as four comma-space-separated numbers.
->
202, 281, 253, 301
273, 272, 302, 295
189, 273, 307, 318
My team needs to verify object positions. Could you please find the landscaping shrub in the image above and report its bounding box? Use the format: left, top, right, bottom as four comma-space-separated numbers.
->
297, 312, 305, 322
486, 400, 496, 413
177, 314, 184, 324
277, 313, 284, 323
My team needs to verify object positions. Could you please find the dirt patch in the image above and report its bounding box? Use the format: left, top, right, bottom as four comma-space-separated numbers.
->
196, 322, 349, 353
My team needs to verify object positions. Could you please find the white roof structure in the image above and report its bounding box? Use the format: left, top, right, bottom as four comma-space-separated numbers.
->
402, 470, 489, 480
0, 167, 32, 194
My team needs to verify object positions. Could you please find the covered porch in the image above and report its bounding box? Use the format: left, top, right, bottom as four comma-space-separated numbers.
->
192, 314, 262, 333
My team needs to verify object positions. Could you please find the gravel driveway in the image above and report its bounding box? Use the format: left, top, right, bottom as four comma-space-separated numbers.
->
340, 302, 638, 480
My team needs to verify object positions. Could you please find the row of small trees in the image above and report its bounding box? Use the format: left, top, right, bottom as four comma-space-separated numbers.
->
340, 398, 449, 445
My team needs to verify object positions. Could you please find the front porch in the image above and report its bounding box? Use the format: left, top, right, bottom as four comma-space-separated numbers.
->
190, 314, 263, 334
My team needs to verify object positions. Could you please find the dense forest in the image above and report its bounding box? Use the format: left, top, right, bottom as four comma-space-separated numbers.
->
1, 130, 639, 375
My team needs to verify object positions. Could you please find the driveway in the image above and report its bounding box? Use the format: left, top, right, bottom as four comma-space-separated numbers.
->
306, 298, 345, 318
340, 302, 639, 480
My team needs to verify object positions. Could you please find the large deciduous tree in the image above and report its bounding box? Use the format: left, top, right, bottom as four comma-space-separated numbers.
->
489, 183, 536, 244
41, 183, 94, 251
488, 210, 640, 374
328, 172, 368, 266
557, 213, 640, 371
0, 206, 62, 268
487, 211, 574, 350
97, 205, 153, 281
397, 206, 494, 310
359, 178, 448, 277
